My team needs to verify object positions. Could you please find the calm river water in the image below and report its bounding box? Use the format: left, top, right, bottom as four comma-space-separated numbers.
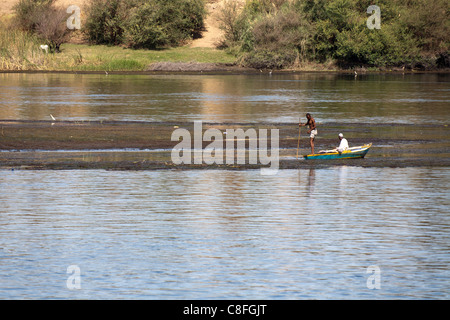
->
0, 72, 449, 124
0, 72, 449, 299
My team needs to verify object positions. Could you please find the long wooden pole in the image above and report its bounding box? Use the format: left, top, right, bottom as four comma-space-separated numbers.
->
296, 118, 301, 159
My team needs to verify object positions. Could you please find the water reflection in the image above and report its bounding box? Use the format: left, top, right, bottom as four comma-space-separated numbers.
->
0, 73, 449, 124
0, 167, 449, 299
307, 168, 316, 195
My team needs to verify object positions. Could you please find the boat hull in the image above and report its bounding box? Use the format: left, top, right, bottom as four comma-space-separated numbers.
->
304, 144, 372, 160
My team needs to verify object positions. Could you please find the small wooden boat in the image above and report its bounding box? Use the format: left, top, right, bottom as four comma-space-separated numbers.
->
304, 143, 372, 160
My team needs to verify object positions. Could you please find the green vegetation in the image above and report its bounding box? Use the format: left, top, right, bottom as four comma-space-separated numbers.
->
55, 44, 235, 71
0, 35, 235, 71
219, 0, 450, 70
0, 0, 230, 71
84, 0, 206, 49
83, 0, 125, 46
13, 0, 54, 32
0, 18, 51, 70
1, 0, 448, 71
13, 0, 70, 53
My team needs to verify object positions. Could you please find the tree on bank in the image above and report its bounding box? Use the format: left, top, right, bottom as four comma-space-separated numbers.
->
83, 0, 206, 49
13, 0, 71, 53
218, 0, 450, 70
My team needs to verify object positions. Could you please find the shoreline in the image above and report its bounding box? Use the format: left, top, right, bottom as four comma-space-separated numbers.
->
3, 160, 450, 171
1, 66, 450, 75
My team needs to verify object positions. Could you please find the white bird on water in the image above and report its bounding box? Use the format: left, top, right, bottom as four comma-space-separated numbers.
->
50, 114, 56, 121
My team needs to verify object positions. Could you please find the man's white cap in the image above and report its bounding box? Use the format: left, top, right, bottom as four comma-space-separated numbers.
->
339, 133, 344, 138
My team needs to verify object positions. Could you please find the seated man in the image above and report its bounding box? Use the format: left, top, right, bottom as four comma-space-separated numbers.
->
336, 133, 349, 153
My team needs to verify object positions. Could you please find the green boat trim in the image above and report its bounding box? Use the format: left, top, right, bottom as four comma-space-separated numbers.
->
304, 143, 372, 160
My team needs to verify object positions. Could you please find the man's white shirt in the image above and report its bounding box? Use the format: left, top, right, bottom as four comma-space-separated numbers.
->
337, 138, 349, 152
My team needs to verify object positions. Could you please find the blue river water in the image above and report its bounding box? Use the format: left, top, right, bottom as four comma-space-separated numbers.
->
0, 72, 449, 299
0, 167, 449, 299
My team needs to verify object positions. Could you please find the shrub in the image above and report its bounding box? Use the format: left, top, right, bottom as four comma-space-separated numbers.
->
398, 0, 450, 55
220, 0, 449, 69
252, 10, 313, 55
83, 0, 206, 49
13, 0, 72, 53
178, 0, 206, 40
124, 2, 169, 49
241, 48, 299, 69
219, 0, 314, 69
35, 6, 71, 53
13, 0, 55, 32
217, 0, 243, 45
125, 0, 206, 49
83, 0, 126, 45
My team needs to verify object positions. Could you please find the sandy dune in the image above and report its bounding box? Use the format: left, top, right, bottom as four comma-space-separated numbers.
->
190, 0, 225, 48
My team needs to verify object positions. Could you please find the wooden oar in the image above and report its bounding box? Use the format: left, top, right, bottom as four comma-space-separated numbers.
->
296, 119, 301, 159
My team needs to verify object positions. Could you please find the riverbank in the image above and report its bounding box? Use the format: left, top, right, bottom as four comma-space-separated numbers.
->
1, 26, 447, 73
2, 0, 449, 73
1, 21, 448, 73
0, 42, 448, 74
1, 120, 449, 170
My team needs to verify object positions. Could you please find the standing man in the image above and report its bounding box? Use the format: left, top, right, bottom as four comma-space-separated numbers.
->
336, 133, 349, 153
299, 113, 317, 155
